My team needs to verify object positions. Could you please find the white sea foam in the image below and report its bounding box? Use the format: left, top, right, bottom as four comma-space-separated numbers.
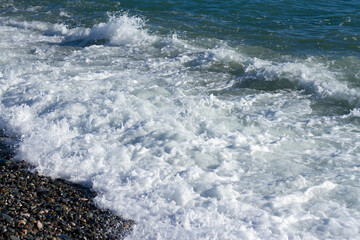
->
89, 15, 154, 46
2, 14, 154, 46
1, 14, 360, 239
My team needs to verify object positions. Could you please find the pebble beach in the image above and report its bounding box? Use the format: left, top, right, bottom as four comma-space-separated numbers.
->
0, 139, 134, 240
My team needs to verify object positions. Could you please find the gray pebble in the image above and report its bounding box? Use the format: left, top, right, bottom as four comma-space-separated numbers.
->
9, 235, 20, 240
0, 213, 13, 223
59, 233, 73, 240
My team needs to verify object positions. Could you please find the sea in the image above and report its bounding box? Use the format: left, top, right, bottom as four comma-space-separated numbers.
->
0, 0, 359, 239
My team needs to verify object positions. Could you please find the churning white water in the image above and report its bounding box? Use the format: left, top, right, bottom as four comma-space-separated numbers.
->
1, 14, 360, 239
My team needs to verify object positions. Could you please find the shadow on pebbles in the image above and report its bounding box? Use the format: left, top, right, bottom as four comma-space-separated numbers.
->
0, 140, 134, 240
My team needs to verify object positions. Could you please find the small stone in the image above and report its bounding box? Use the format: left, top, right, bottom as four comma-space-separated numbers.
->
0, 213, 13, 223
37, 221, 43, 230
37, 189, 51, 197
59, 234, 72, 240
27, 222, 34, 230
0, 158, 12, 166
10, 235, 20, 240
17, 219, 27, 226
27, 234, 34, 240
21, 213, 30, 218
54, 205, 62, 213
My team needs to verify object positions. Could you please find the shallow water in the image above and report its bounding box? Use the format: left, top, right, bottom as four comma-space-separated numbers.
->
1, 1, 360, 239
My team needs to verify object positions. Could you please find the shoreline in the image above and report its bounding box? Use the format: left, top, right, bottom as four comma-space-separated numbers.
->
0, 140, 134, 240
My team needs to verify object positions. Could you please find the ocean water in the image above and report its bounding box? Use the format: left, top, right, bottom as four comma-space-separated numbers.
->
1, 0, 360, 239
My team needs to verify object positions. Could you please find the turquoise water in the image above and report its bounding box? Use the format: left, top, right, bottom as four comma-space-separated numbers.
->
1, 1, 360, 239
